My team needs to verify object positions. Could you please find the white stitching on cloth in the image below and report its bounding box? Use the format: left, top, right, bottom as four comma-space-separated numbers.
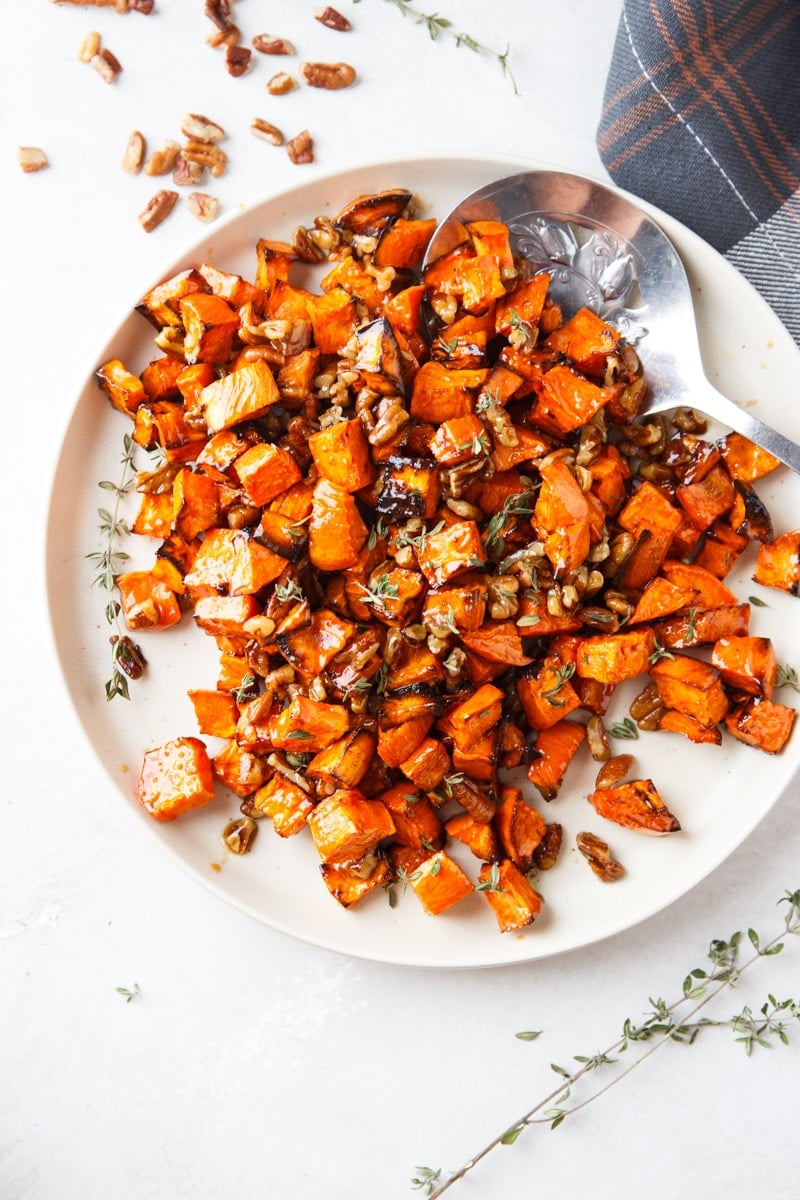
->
621, 0, 800, 289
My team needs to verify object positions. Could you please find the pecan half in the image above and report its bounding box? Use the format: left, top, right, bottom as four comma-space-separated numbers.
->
286, 129, 314, 164
225, 44, 252, 76
182, 139, 228, 176
299, 61, 356, 89
266, 71, 297, 95
139, 190, 179, 233
77, 30, 101, 62
187, 192, 220, 223
576, 831, 625, 882
172, 154, 205, 186
251, 118, 284, 146
252, 34, 295, 55
90, 47, 123, 83
314, 6, 351, 30
122, 130, 146, 174
180, 112, 225, 142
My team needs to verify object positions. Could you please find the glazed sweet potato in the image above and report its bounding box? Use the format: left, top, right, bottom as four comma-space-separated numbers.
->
138, 736, 216, 822
588, 779, 681, 834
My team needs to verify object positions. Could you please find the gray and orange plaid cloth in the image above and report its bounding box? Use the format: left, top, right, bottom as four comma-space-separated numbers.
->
597, 0, 800, 345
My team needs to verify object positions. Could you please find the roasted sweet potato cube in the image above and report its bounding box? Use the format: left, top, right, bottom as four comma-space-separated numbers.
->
544, 306, 621, 376
717, 432, 781, 482
252, 772, 315, 836
378, 783, 444, 850
182, 527, 237, 595
650, 654, 729, 727
657, 710, 722, 745
194, 594, 260, 636
201, 359, 281, 433
445, 811, 500, 861
490, 426, 552, 472
269, 695, 350, 753
576, 628, 655, 684
451, 728, 499, 784
230, 535, 289, 595
321, 256, 387, 314
172, 468, 220, 541
416, 519, 486, 587
429, 414, 488, 467
409, 362, 488, 423
676, 464, 735, 531
136, 268, 206, 328
131, 492, 175, 540
307, 788, 395, 864
307, 418, 375, 492
493, 785, 546, 871
588, 778, 681, 834
479, 859, 543, 932
693, 521, 749, 578
179, 292, 240, 364
138, 736, 215, 822
527, 719, 586, 801
276, 608, 356, 675
661, 560, 739, 608
627, 576, 698, 625
711, 635, 777, 700
534, 457, 591, 574
305, 729, 377, 792
233, 442, 301, 506
308, 478, 369, 571
423, 584, 487, 634
495, 273, 551, 337
378, 688, 441, 728
652, 603, 750, 650
358, 563, 426, 627
187, 688, 239, 738
276, 347, 321, 403
374, 217, 437, 269
319, 853, 392, 908
531, 364, 613, 435
117, 570, 182, 632
516, 659, 582, 731
399, 737, 451, 792
212, 740, 272, 798
618, 481, 683, 540
753, 530, 800, 595
253, 238, 297, 293
376, 456, 440, 522
437, 683, 504, 753
308, 287, 359, 355
724, 698, 796, 754
376, 715, 434, 767
408, 851, 475, 915
386, 645, 446, 692
97, 358, 146, 416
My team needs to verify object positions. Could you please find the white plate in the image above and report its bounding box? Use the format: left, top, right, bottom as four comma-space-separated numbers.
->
45, 153, 800, 968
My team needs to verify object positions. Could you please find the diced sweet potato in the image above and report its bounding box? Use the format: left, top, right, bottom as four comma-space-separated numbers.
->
212, 741, 271, 798
305, 730, 377, 792
407, 850, 475, 915
307, 788, 395, 864
96, 358, 146, 416
627, 576, 698, 625
409, 362, 488, 423
445, 812, 499, 861
516, 659, 582, 731
269, 695, 350, 753
753, 530, 800, 595
437, 683, 504, 753
711, 635, 778, 699
179, 292, 240, 364
651, 603, 750, 650
308, 418, 375, 492
588, 778, 680, 834
252, 772, 315, 836
527, 719, 586, 801
493, 785, 546, 871
201, 359, 281, 433
544, 306, 621, 376
576, 628, 656, 684
233, 442, 302, 506
717, 432, 781, 482
276, 608, 356, 675
657, 710, 722, 745
460, 622, 532, 667
399, 737, 452, 792
308, 478, 369, 572
650, 654, 729, 727
117, 570, 182, 632
319, 853, 392, 908
478, 859, 543, 932
534, 456, 591, 573
724, 698, 796, 754
676, 464, 735, 531
531, 364, 613, 435
187, 688, 239, 738
377, 716, 435, 768
138, 736, 215, 822
416, 519, 486, 587
378, 783, 444, 850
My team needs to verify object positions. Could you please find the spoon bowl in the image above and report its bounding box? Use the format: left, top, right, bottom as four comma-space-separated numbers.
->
422, 170, 800, 475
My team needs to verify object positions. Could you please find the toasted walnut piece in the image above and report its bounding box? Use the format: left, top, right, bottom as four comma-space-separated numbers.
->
299, 60, 356, 89
187, 192, 219, 223
122, 130, 146, 174
286, 129, 314, 165
172, 154, 205, 186
251, 118, 284, 146
314, 5, 351, 30
17, 146, 49, 173
144, 140, 181, 177
222, 817, 258, 855
532, 822, 563, 871
90, 47, 122, 83
576, 831, 625, 882
207, 25, 240, 48
204, 0, 234, 31
266, 71, 297, 95
252, 33, 295, 54
226, 44, 251, 75
138, 189, 179, 233
180, 113, 225, 143
183, 139, 228, 176
77, 30, 101, 61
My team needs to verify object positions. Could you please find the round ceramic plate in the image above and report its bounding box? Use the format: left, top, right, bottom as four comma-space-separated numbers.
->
45, 153, 800, 968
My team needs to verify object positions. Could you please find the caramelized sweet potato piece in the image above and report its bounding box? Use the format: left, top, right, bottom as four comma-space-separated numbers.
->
534, 456, 591, 574
576, 628, 656, 684
399, 737, 451, 792
650, 654, 729, 727
753, 530, 800, 595
179, 292, 240, 364
305, 730, 377, 792
724, 697, 796, 754
97, 358, 146, 416
527, 719, 586, 801
277, 608, 356, 675
711, 635, 777, 700
252, 772, 315, 836
138, 736, 215, 822
495, 273, 550, 338
333, 189, 412, 235
657, 709, 722, 745
409, 362, 488, 423
233, 442, 302, 506
201, 359, 281, 433
660, 560, 739, 608
117, 570, 182, 632
588, 778, 680, 834
308, 478, 369, 571
377, 715, 434, 767
437, 683, 504, 753
416, 519, 486, 587
493, 785, 546, 871
445, 812, 499, 861
319, 853, 392, 908
187, 688, 239, 738
308, 418, 375, 492
717, 432, 781, 482
269, 694, 350, 752
676, 463, 735, 531
460, 621, 532, 667
307, 788, 395, 864
408, 850, 475, 915
516, 658, 582, 731
651, 603, 750, 650
531, 364, 613, 435
378, 783, 444, 850
212, 740, 271, 798
479, 859, 543, 932
544, 306, 621, 376
374, 217, 437, 269
627, 576, 698, 625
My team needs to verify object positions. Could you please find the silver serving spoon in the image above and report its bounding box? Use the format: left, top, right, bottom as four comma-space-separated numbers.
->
422, 169, 800, 476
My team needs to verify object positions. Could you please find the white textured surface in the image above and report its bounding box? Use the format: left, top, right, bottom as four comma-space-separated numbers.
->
2, 3, 800, 1198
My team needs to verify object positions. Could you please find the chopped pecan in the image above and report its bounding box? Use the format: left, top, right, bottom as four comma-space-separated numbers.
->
266, 71, 297, 95
17, 146, 48, 173
286, 129, 314, 165
252, 34, 295, 54
138, 190, 179, 233
207, 25, 240, 48
595, 754, 634, 790
122, 130, 146, 174
77, 30, 101, 62
299, 60, 356, 89
182, 139, 228, 176
187, 192, 219, 223
251, 118, 284, 146
172, 154, 205, 186
314, 6, 352, 30
576, 831, 625, 882
532, 822, 563, 871
225, 44, 251, 76
90, 47, 123, 83
204, 0, 234, 31
144, 140, 181, 176
180, 112, 225, 142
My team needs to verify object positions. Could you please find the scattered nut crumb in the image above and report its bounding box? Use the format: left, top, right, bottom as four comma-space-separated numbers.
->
314, 6, 351, 31
144, 139, 181, 176
138, 189, 178, 233
90, 47, 123, 83
266, 71, 297, 95
250, 117, 284, 146
252, 34, 295, 55
576, 831, 625, 882
180, 113, 225, 143
286, 129, 314, 164
187, 192, 219, 223
122, 130, 146, 174
225, 44, 251, 76
77, 31, 101, 62
298, 61, 356, 90
172, 154, 205, 186
17, 146, 49, 173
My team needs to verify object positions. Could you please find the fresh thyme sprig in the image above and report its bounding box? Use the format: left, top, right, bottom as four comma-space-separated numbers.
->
86, 433, 143, 701
354, 0, 518, 93
413, 888, 800, 1197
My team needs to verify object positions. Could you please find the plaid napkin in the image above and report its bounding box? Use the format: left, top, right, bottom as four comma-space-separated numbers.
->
597, 0, 800, 345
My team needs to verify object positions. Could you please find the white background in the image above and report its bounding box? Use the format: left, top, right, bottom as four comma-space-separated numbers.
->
2, 2, 799, 1197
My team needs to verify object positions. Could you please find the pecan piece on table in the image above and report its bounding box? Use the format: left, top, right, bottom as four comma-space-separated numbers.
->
138, 189, 179, 233
576, 831, 625, 882
314, 6, 352, 30
17, 146, 49, 173
286, 129, 314, 164
298, 61, 356, 89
